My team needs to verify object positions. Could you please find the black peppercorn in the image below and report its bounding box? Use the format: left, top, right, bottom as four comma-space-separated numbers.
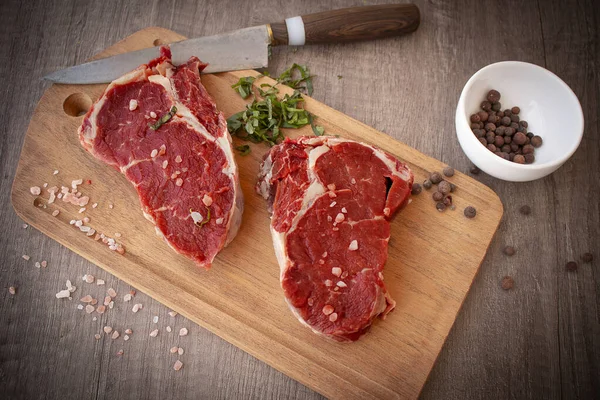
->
430, 172, 443, 184
485, 123, 497, 132
491, 102, 501, 111
518, 126, 528, 134
470, 123, 480, 130
526, 131, 533, 138
481, 101, 492, 111
513, 154, 525, 164
494, 136, 504, 147
509, 152, 515, 161
443, 195, 453, 206
503, 246, 515, 256
531, 136, 543, 147
519, 120, 528, 128
487, 144, 497, 152
510, 122, 519, 130
470, 114, 480, 123
496, 126, 506, 135
519, 205, 531, 215
513, 132, 527, 145
505, 127, 515, 136
438, 181, 451, 195
566, 261, 578, 271
487, 90, 501, 103
478, 137, 488, 146
501, 144, 511, 153
411, 183, 422, 195
443, 166, 455, 177
497, 111, 505, 118
511, 106, 520, 114
464, 206, 476, 218
510, 114, 520, 123
432, 191, 443, 201
477, 111, 489, 122
581, 253, 593, 263
501, 116, 511, 126
522, 144, 535, 154
473, 129, 485, 138
501, 276, 514, 290
504, 136, 512, 144
436, 202, 446, 212
524, 153, 535, 164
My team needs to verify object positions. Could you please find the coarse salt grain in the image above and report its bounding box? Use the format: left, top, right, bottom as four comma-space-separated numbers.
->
327, 184, 336, 191
103, 326, 113, 334
337, 281, 347, 288
83, 217, 90, 223
114, 232, 121, 238
175, 178, 183, 187
341, 271, 349, 279
96, 279, 105, 285
331, 267, 342, 277
150, 111, 157, 118
179, 328, 188, 336
351, 178, 356, 184
116, 349, 124, 356
85, 305, 95, 314
322, 252, 328, 258
132, 303, 142, 313
84, 274, 94, 283
153, 316, 158, 323
170, 346, 178, 354
324, 279, 332, 287
104, 296, 111, 306
335, 213, 345, 223
52, 209, 60, 217
123, 293, 132, 302
9, 286, 16, 295
79, 207, 86, 213
22, 255, 30, 260
329, 313, 338, 322
166, 326, 172, 332
329, 201, 336, 208
322, 305, 334, 315
30, 186, 41, 195
151, 149, 158, 158
149, 329, 159, 337
123, 335, 129, 341
71, 179, 83, 189
162, 160, 168, 169
168, 311, 177, 317
77, 304, 84, 310
108, 301, 114, 309
125, 328, 133, 334
80, 295, 93, 303
53, 170, 59, 175
96, 305, 106, 314
107, 288, 117, 298
190, 211, 203, 225
43, 183, 48, 188
178, 347, 184, 355
175, 155, 182, 163
341, 207, 347, 213
129, 99, 138, 111
348, 240, 358, 251
56, 289, 71, 299
173, 360, 183, 371
109, 203, 113, 209
94, 334, 101, 340
90, 298, 98, 305
202, 194, 213, 207
92, 317, 97, 321
22, 224, 28, 229
75, 220, 83, 227
35, 262, 41, 268
111, 331, 120, 339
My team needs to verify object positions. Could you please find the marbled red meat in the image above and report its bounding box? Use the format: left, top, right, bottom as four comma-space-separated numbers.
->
257, 136, 413, 341
79, 48, 242, 268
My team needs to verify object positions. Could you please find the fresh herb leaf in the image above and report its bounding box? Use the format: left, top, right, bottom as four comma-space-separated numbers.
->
337, 75, 343, 80
235, 144, 251, 156
309, 113, 325, 136
149, 106, 177, 130
189, 207, 211, 228
277, 64, 314, 96
231, 76, 257, 99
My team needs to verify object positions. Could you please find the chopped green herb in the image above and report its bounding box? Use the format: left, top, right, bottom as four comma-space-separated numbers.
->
190, 207, 211, 228
231, 76, 258, 99
337, 75, 343, 80
277, 64, 313, 96
235, 144, 251, 156
149, 106, 177, 130
309, 113, 324, 136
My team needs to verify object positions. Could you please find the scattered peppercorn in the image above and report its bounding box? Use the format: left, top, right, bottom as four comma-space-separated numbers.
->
524, 153, 535, 164
423, 179, 432, 189
565, 261, 578, 271
436, 202, 446, 212
443, 166, 454, 177
491, 102, 502, 111
511, 106, 520, 114
411, 183, 422, 195
432, 191, 444, 202
501, 276, 514, 290
519, 205, 531, 215
503, 246, 515, 256
442, 195, 453, 206
531, 136, 543, 148
581, 253, 593, 263
430, 172, 443, 184
513, 132, 527, 145
438, 181, 451, 195
481, 101, 492, 111
487, 89, 501, 103
464, 206, 476, 218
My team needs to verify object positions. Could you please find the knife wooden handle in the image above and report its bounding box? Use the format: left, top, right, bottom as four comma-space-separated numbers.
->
269, 4, 420, 46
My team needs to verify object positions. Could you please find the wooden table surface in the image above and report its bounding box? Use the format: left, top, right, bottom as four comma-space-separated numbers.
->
1, 0, 597, 399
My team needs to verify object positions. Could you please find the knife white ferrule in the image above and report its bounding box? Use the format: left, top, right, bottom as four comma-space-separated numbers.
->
285, 16, 305, 46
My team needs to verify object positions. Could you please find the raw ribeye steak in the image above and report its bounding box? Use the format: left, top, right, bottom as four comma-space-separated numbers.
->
79, 47, 242, 268
257, 136, 413, 341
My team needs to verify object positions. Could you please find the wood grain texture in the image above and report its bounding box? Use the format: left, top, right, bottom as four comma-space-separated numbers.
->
270, 4, 420, 45
10, 27, 502, 400
0, 1, 598, 400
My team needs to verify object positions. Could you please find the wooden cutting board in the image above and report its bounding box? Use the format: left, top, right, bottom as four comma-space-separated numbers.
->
12, 27, 502, 399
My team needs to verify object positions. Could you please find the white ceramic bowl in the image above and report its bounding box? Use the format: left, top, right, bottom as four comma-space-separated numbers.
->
455, 61, 584, 182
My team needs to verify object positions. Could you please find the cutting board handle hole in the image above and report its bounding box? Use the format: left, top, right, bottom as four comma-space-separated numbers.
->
153, 38, 164, 46
63, 93, 92, 117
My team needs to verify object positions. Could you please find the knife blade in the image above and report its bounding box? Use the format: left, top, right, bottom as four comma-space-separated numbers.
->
44, 4, 420, 84
44, 26, 270, 84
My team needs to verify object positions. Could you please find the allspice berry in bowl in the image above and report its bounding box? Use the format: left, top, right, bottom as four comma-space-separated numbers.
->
455, 61, 584, 182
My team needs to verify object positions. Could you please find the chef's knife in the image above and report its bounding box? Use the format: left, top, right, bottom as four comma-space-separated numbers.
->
44, 4, 420, 84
